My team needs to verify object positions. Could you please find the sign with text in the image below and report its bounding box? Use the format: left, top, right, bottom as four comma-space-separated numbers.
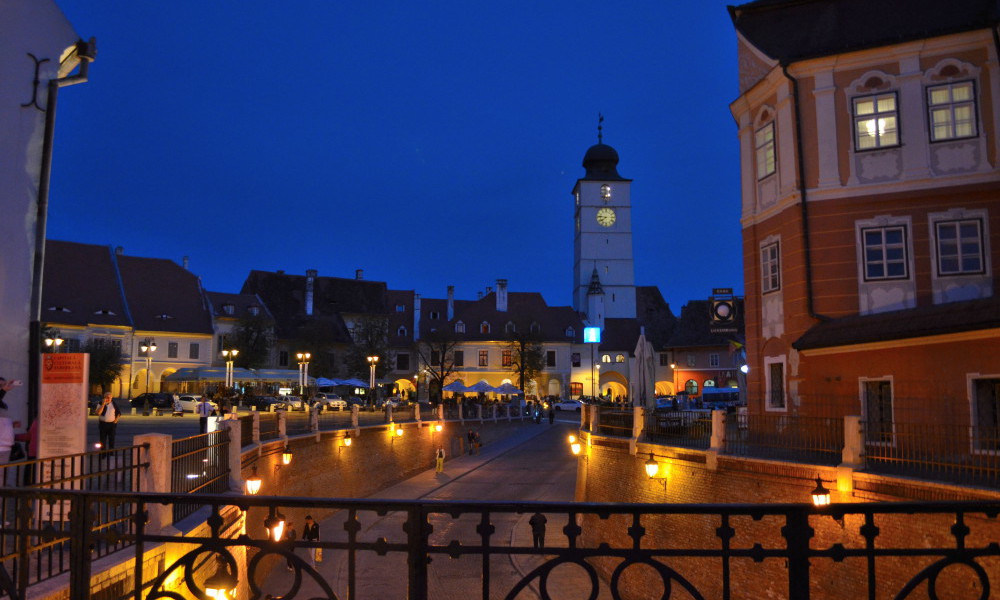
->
583, 327, 601, 344
39, 353, 89, 520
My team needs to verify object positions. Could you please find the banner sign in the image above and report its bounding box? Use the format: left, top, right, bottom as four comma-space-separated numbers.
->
39, 353, 89, 520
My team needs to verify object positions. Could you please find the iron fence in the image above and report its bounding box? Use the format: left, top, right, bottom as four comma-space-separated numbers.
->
443, 404, 460, 420
1, 489, 996, 600
393, 405, 417, 423
316, 409, 353, 432
170, 430, 231, 522
862, 420, 1000, 488
238, 415, 254, 448
725, 412, 843, 466
284, 412, 312, 436
0, 445, 147, 589
259, 413, 280, 441
596, 406, 633, 437
644, 409, 712, 449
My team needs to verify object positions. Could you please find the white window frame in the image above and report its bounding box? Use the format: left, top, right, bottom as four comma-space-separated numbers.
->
761, 242, 780, 293
709, 353, 720, 367
861, 225, 909, 281
860, 377, 895, 447
755, 122, 776, 179
455, 321, 465, 334
927, 80, 977, 142
852, 92, 899, 150
968, 373, 1000, 455
935, 218, 985, 276
764, 356, 786, 412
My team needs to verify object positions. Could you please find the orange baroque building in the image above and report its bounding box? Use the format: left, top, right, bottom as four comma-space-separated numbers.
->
729, 0, 1000, 447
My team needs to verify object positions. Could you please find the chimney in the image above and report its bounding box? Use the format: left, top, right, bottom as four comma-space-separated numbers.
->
447, 286, 455, 321
305, 269, 317, 316
496, 279, 508, 312
115, 246, 123, 256
355, 269, 364, 280
276, 270, 285, 275
182, 256, 190, 270
413, 294, 422, 341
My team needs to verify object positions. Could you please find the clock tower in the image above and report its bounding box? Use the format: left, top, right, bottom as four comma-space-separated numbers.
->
572, 137, 636, 322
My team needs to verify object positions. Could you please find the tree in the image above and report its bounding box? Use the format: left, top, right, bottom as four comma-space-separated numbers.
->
506, 318, 545, 393
231, 312, 274, 369
343, 316, 394, 380
83, 338, 126, 394
414, 327, 461, 402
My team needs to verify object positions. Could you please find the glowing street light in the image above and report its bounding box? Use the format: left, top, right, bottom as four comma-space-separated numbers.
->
221, 348, 239, 389
139, 338, 157, 394
296, 352, 311, 395
367, 355, 379, 406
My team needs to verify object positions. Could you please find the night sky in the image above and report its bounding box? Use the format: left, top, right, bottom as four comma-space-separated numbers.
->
50, 1, 742, 314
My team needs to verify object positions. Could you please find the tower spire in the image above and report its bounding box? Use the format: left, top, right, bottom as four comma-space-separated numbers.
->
597, 113, 604, 144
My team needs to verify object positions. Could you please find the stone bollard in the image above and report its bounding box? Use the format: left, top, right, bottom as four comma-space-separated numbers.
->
134, 433, 179, 535
351, 405, 359, 429
437, 403, 444, 422
710, 409, 726, 452
221, 419, 244, 492
310, 405, 319, 433
459, 403, 464, 422
277, 409, 287, 439
415, 403, 421, 423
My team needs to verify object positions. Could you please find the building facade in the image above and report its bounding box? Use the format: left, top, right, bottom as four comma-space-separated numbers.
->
730, 0, 1000, 432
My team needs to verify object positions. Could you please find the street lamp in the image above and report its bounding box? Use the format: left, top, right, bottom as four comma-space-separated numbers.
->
584, 327, 601, 400
140, 338, 157, 394
645, 452, 667, 490
221, 348, 239, 389
367, 355, 379, 406
296, 352, 311, 395
44, 336, 64, 352
244, 465, 262, 496
811, 477, 831, 506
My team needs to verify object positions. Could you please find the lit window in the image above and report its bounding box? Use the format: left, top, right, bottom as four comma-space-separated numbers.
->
502, 350, 512, 367
853, 93, 899, 150
761, 242, 780, 293
685, 379, 699, 395
863, 226, 908, 280
248, 305, 260, 316
755, 122, 775, 179
615, 354, 625, 363
478, 350, 488, 367
601, 354, 611, 363
223, 303, 235, 315
936, 219, 984, 275
928, 81, 976, 141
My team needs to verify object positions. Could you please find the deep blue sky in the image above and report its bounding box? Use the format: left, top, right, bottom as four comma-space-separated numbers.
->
51, 1, 743, 314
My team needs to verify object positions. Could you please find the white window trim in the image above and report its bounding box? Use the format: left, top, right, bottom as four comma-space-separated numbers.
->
926, 80, 978, 142
754, 121, 776, 180
763, 355, 786, 412
859, 376, 896, 448
761, 241, 781, 294
860, 224, 910, 282
967, 372, 1000, 456
851, 91, 900, 151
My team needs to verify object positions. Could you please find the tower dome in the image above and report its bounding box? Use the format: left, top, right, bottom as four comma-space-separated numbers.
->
582, 143, 625, 180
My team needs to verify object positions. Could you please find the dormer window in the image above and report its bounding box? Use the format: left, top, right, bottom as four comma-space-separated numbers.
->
222, 303, 235, 315
565, 326, 575, 338
93, 309, 117, 316
248, 305, 260, 316
396, 304, 406, 312
480, 321, 490, 334
455, 321, 466, 334
155, 313, 174, 320
530, 322, 541, 335
505, 321, 516, 334
397, 326, 408, 336
47, 306, 71, 313
429, 311, 440, 320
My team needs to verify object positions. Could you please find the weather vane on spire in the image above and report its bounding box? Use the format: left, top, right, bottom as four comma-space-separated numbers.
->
597, 113, 604, 143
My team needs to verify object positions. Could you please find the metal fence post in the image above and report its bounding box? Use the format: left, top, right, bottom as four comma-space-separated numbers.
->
782, 507, 813, 599
68, 495, 94, 600
406, 505, 430, 600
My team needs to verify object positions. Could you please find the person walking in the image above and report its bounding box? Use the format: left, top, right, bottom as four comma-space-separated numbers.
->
302, 515, 320, 568
284, 519, 298, 572
97, 393, 121, 449
548, 407, 555, 425
529, 512, 547, 548
196, 395, 213, 434
466, 429, 475, 455
473, 431, 481, 455
435, 446, 445, 473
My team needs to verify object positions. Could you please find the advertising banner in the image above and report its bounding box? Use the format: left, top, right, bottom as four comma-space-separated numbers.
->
38, 353, 89, 520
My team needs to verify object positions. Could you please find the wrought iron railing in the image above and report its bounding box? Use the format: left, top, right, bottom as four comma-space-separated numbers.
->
725, 412, 844, 466
443, 404, 460, 420
170, 431, 231, 522
862, 420, 1000, 488
644, 409, 712, 449
596, 406, 633, 437
316, 409, 354, 432
239, 415, 254, 447
284, 412, 312, 436
259, 413, 279, 441
1, 489, 996, 600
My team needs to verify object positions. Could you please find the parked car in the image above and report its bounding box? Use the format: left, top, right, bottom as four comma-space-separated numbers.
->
313, 393, 347, 410
345, 396, 365, 407
243, 396, 284, 411
130, 392, 177, 409
175, 395, 219, 413
552, 399, 583, 411
280, 395, 304, 410
381, 397, 402, 408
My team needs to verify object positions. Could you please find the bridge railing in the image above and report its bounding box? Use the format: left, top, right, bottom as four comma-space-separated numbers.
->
1, 489, 995, 600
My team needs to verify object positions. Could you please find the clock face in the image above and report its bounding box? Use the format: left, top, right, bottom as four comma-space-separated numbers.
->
596, 207, 616, 227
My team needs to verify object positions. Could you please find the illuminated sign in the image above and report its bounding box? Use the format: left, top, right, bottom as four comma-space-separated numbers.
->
583, 327, 601, 343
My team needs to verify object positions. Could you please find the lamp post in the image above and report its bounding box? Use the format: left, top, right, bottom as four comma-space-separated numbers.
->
670, 362, 678, 397
43, 335, 64, 353
584, 327, 601, 400
367, 355, 379, 406
221, 348, 239, 389
296, 352, 311, 396
140, 338, 157, 394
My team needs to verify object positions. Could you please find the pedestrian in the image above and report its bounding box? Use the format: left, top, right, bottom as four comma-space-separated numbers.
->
0, 377, 19, 411
302, 515, 320, 568
473, 431, 481, 455
284, 519, 297, 572
528, 512, 547, 548
467, 429, 475, 455
548, 407, 555, 425
435, 446, 445, 473
196, 395, 213, 434
97, 393, 121, 449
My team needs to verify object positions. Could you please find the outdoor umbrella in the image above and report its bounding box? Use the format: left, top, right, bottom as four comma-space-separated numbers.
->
632, 327, 656, 408
443, 380, 469, 392
494, 382, 522, 395
341, 378, 369, 388
315, 377, 343, 386
468, 380, 496, 393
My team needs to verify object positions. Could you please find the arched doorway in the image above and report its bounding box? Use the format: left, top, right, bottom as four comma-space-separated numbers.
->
655, 381, 674, 396
685, 379, 699, 395
133, 369, 156, 395
599, 371, 628, 401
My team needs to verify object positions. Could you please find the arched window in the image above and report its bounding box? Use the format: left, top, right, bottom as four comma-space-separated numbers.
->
704, 379, 716, 387
601, 354, 611, 363
565, 326, 575, 338
505, 321, 516, 333
397, 326, 408, 337
615, 354, 625, 363
530, 322, 541, 334
455, 321, 466, 333
685, 379, 699, 395
480, 321, 491, 334
429, 311, 440, 320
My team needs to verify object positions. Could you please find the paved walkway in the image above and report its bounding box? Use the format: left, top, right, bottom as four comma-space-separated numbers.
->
259, 416, 610, 599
